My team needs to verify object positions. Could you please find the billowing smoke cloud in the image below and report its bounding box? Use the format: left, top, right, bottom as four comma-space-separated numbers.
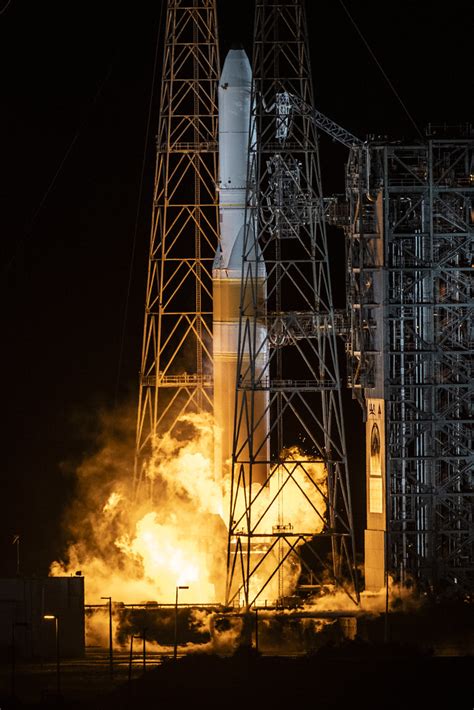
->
51, 406, 329, 605
305, 573, 422, 616
50, 407, 335, 649
51, 410, 227, 608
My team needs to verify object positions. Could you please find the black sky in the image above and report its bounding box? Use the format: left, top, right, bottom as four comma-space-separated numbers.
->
0, 0, 472, 577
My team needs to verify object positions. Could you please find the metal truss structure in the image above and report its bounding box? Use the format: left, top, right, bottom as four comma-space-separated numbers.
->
134, 0, 220, 494
226, 0, 358, 608
345, 130, 474, 591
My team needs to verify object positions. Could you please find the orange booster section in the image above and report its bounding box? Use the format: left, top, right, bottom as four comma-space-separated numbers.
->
213, 271, 269, 486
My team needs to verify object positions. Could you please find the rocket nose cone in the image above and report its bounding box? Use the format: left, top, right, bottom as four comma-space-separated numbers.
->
220, 48, 252, 88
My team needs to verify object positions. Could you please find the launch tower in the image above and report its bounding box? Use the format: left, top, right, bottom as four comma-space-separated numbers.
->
226, 0, 358, 607
344, 128, 474, 592
134, 0, 220, 495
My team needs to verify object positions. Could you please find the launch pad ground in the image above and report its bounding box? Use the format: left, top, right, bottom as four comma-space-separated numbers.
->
0, 603, 471, 708
0, 646, 471, 709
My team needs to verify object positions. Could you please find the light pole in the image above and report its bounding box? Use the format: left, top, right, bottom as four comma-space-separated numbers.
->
255, 608, 259, 654
43, 615, 60, 696
173, 585, 188, 661
11, 621, 29, 699
12, 534, 20, 576
100, 596, 113, 677
142, 628, 147, 673
128, 634, 135, 684
384, 530, 390, 643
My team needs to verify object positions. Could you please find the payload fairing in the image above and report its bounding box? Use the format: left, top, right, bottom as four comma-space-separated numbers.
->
213, 48, 269, 485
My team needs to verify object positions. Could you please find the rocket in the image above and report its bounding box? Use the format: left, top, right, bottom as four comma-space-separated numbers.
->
213, 48, 269, 486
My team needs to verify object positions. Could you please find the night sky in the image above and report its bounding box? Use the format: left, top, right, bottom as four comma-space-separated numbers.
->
1, 1, 472, 578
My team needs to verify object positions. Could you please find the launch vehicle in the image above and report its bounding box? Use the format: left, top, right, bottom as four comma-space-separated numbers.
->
213, 48, 269, 486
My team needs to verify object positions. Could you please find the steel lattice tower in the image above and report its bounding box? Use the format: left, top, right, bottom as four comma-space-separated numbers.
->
135, 0, 220, 494
345, 130, 474, 592
226, 0, 358, 607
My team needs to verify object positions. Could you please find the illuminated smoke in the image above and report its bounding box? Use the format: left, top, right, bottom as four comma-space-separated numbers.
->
304, 574, 421, 616
102, 491, 122, 514
51, 410, 329, 646
228, 447, 327, 604
145, 413, 225, 519
240, 447, 327, 535
50, 410, 226, 608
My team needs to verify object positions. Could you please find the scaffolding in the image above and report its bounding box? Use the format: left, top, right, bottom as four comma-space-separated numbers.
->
345, 129, 474, 591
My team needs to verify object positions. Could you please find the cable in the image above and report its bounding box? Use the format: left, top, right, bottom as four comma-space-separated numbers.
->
113, 4, 164, 408
338, 0, 424, 140
0, 0, 12, 16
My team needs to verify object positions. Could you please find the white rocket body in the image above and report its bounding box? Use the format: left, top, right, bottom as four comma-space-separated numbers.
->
213, 49, 269, 485
215, 49, 251, 273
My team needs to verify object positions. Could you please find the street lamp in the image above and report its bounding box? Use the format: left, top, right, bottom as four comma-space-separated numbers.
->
100, 596, 113, 677
173, 585, 189, 661
43, 615, 60, 696
128, 634, 136, 684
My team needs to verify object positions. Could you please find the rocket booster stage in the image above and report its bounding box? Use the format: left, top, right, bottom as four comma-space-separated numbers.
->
213, 48, 269, 485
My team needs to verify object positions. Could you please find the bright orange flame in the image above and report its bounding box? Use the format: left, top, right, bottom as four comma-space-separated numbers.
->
115, 511, 215, 600
230, 446, 327, 603
50, 416, 326, 611
51, 413, 227, 605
